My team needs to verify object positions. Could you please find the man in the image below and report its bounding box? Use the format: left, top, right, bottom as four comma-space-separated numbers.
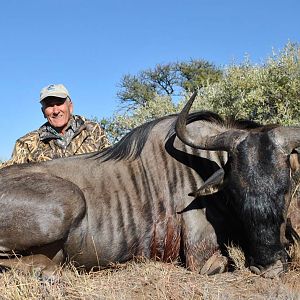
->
1, 84, 110, 167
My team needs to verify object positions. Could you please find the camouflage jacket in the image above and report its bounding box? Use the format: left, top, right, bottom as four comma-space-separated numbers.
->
1, 115, 110, 168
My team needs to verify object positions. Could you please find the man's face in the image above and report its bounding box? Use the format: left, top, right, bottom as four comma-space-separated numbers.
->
41, 97, 73, 133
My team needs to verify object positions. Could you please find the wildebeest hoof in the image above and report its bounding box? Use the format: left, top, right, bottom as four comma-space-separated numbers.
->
249, 265, 261, 275
250, 259, 285, 278
200, 252, 228, 275
37, 266, 61, 283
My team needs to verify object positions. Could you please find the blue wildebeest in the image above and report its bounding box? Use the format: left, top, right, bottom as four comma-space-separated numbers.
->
0, 93, 299, 279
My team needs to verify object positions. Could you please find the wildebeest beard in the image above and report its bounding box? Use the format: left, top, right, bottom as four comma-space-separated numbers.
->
221, 133, 291, 269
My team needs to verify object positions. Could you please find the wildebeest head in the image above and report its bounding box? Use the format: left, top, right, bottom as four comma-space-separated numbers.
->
176, 92, 300, 277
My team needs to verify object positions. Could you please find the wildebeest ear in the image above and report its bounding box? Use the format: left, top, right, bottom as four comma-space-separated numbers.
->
189, 168, 225, 197
290, 151, 300, 173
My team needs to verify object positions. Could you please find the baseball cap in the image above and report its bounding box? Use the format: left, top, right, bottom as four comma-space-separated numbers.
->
40, 84, 70, 102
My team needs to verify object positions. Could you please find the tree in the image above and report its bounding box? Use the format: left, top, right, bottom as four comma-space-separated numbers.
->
177, 60, 223, 93
117, 60, 222, 112
105, 59, 222, 143
103, 42, 300, 144
116, 74, 156, 110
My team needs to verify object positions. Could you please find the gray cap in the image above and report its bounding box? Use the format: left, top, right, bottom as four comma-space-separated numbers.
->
40, 84, 70, 102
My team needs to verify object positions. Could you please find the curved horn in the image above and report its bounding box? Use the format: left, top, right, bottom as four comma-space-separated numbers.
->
175, 92, 245, 151
272, 126, 300, 153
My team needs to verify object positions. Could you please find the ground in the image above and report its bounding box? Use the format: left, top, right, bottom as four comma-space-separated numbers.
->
0, 250, 299, 300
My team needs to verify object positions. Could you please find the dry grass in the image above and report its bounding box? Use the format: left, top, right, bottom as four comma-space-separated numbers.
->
1, 196, 299, 300
0, 245, 299, 300
1, 191, 299, 300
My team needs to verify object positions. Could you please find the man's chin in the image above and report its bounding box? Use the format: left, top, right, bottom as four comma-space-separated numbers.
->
49, 122, 67, 133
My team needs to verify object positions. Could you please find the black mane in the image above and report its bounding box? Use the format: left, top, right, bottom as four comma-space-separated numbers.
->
93, 111, 264, 162
94, 115, 175, 161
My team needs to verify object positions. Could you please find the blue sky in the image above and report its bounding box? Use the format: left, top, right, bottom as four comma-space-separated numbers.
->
1, 0, 299, 160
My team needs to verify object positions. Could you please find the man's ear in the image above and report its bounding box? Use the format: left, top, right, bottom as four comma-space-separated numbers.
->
290, 152, 300, 173
69, 99, 74, 114
41, 107, 46, 119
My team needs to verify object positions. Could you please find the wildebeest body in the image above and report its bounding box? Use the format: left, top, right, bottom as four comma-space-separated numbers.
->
0, 94, 299, 278
0, 116, 230, 271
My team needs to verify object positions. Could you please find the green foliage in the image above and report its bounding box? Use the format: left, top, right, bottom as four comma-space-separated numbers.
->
102, 42, 300, 143
101, 95, 179, 144
117, 60, 222, 111
178, 60, 223, 93
194, 42, 300, 125
117, 74, 156, 109
105, 59, 222, 143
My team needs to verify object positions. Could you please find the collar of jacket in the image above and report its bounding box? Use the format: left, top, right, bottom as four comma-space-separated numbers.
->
38, 115, 86, 142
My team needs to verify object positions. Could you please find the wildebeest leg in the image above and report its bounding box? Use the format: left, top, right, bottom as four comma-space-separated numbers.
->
0, 172, 86, 278
181, 209, 228, 275
0, 254, 60, 281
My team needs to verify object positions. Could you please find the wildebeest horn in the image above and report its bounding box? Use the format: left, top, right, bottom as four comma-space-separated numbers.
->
175, 92, 245, 151
272, 127, 300, 153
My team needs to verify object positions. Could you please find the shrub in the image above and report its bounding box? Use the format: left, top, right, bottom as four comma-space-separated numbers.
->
194, 42, 300, 125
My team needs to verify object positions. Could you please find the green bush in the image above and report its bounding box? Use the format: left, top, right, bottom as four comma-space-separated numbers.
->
103, 42, 300, 142
194, 42, 300, 125
101, 95, 179, 143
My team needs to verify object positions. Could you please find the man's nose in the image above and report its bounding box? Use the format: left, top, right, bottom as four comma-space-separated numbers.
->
52, 105, 60, 113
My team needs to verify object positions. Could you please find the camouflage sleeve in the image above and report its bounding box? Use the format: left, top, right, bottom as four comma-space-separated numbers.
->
0, 159, 12, 169
0, 132, 37, 168
6, 139, 32, 166
0, 137, 36, 169
89, 122, 111, 151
